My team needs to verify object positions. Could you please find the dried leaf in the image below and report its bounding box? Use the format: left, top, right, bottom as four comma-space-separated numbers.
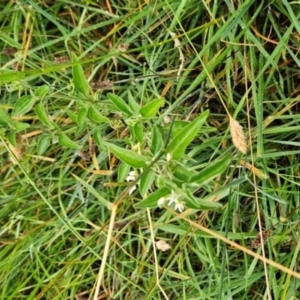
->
91, 80, 114, 90
54, 56, 70, 63
155, 240, 171, 251
251, 230, 271, 249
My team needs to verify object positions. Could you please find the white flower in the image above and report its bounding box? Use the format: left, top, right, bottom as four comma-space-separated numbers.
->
126, 171, 136, 182
174, 200, 185, 212
126, 171, 137, 195
167, 190, 180, 206
158, 190, 185, 212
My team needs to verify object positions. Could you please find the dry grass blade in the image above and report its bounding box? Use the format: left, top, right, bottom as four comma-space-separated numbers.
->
91, 80, 114, 90
229, 116, 247, 154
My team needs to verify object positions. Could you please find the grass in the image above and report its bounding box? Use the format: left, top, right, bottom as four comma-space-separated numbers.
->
1, 0, 300, 299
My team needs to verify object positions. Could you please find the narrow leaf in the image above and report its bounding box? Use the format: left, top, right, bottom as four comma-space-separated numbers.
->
93, 129, 105, 150
35, 85, 49, 99
189, 154, 230, 184
88, 106, 110, 123
132, 122, 143, 143
158, 224, 189, 235
0, 107, 14, 126
37, 135, 51, 155
139, 98, 164, 117
117, 162, 131, 182
166, 110, 209, 160
72, 53, 89, 96
184, 189, 222, 210
7, 131, 17, 147
173, 165, 195, 182
58, 133, 81, 149
150, 126, 164, 155
0, 70, 26, 83
35, 102, 55, 129
107, 93, 133, 115
139, 169, 155, 198
134, 187, 170, 209
66, 109, 78, 124
105, 142, 149, 168
73, 174, 113, 209
128, 90, 141, 112
12, 95, 36, 117
11, 121, 30, 132
170, 120, 189, 137
77, 108, 87, 125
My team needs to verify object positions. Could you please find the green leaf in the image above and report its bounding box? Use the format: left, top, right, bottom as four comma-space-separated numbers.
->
139, 98, 164, 117
157, 224, 189, 235
173, 165, 195, 182
71, 53, 89, 96
37, 135, 51, 155
128, 90, 141, 112
7, 131, 17, 147
73, 174, 113, 209
166, 110, 209, 160
150, 126, 163, 155
201, 177, 246, 203
132, 122, 143, 143
66, 109, 78, 124
188, 154, 231, 185
107, 93, 133, 115
0, 70, 26, 83
11, 95, 36, 117
88, 106, 110, 123
58, 133, 81, 149
35, 85, 49, 99
117, 162, 131, 182
139, 169, 155, 198
134, 187, 170, 209
170, 120, 189, 137
0, 107, 14, 126
35, 102, 55, 129
93, 129, 105, 150
11, 121, 30, 132
184, 189, 222, 210
105, 142, 149, 168
75, 124, 87, 136
77, 107, 87, 125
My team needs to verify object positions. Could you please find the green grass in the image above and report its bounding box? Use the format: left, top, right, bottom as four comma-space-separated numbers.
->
1, 1, 300, 299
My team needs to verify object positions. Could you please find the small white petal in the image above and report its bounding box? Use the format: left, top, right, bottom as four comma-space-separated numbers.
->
167, 190, 179, 206
157, 197, 166, 207
174, 201, 185, 212
126, 171, 136, 182
128, 185, 136, 195
167, 197, 175, 206
126, 176, 132, 182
